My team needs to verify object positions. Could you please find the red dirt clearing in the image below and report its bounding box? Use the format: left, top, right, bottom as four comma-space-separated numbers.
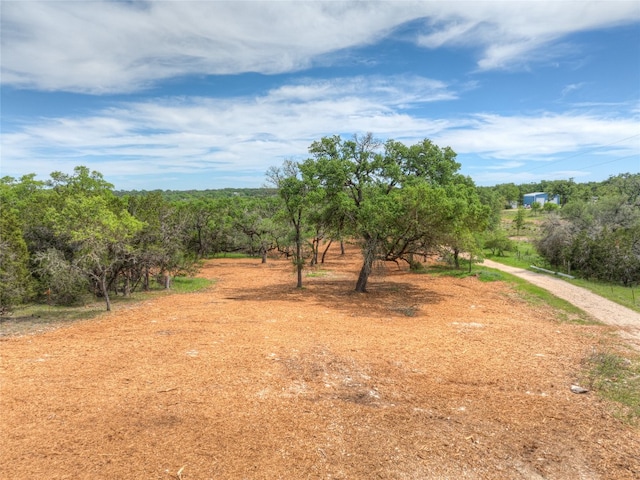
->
1, 250, 639, 479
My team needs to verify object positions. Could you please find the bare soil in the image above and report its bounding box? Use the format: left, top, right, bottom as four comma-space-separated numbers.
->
1, 249, 639, 479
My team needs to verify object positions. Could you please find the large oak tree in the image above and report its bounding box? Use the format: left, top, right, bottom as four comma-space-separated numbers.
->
301, 134, 485, 292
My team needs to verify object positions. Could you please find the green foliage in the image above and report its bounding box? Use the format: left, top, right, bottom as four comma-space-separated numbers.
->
489, 212, 639, 313
530, 201, 541, 214
230, 196, 284, 261
302, 133, 485, 292
5, 164, 637, 315
494, 183, 520, 207
0, 206, 31, 313
33, 248, 89, 305
267, 159, 322, 288
513, 207, 526, 235
476, 186, 503, 229
176, 197, 237, 259
483, 229, 515, 256
50, 187, 144, 310
117, 187, 277, 202
487, 174, 639, 212
2, 166, 206, 311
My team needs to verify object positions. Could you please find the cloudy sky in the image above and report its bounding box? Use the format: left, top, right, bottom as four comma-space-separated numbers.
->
1, 1, 639, 190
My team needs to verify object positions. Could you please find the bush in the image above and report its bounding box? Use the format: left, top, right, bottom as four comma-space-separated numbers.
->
33, 249, 89, 305
483, 230, 515, 256
0, 209, 31, 314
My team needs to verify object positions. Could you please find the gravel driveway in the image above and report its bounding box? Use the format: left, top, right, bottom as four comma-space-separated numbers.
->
482, 259, 640, 350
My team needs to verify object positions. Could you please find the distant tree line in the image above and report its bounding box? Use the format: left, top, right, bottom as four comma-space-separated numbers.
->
476, 175, 637, 211
116, 187, 277, 202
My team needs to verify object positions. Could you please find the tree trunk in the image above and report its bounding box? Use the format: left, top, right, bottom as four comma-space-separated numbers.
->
321, 239, 333, 264
143, 267, 150, 291
261, 249, 267, 264
340, 240, 345, 255
355, 237, 377, 293
100, 273, 111, 311
453, 248, 460, 269
296, 262, 303, 288
295, 227, 303, 288
313, 239, 319, 265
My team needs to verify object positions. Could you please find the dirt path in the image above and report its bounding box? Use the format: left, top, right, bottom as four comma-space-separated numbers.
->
482, 259, 640, 350
1, 251, 639, 479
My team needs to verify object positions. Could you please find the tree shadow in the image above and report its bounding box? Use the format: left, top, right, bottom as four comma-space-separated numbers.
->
222, 272, 448, 320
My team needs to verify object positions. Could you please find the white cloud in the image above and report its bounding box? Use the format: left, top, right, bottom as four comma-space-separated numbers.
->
482, 161, 527, 171
266, 75, 456, 106
2, 1, 639, 93
418, 2, 640, 70
0, 76, 448, 183
2, 75, 638, 188
433, 113, 640, 160
1, 1, 421, 93
561, 83, 586, 97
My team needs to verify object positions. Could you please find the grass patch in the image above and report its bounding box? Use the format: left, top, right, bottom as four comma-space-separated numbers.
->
484, 240, 547, 271
414, 264, 476, 278
429, 264, 594, 324
583, 349, 640, 425
1, 299, 119, 336
306, 270, 328, 278
171, 276, 213, 293
211, 252, 253, 259
416, 263, 592, 323
417, 264, 508, 283
569, 278, 640, 314
505, 272, 596, 324
477, 270, 505, 282
500, 208, 545, 236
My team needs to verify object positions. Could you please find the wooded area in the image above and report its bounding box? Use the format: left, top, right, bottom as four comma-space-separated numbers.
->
1, 135, 638, 313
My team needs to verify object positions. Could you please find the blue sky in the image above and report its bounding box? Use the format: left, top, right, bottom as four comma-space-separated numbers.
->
1, 1, 639, 191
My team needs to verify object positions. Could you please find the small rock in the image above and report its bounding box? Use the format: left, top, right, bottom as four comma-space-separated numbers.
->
570, 384, 589, 394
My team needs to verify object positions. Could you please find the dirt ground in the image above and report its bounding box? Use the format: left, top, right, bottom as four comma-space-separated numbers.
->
1, 248, 639, 479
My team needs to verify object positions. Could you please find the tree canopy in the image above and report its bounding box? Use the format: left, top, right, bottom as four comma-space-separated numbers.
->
296, 134, 488, 292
